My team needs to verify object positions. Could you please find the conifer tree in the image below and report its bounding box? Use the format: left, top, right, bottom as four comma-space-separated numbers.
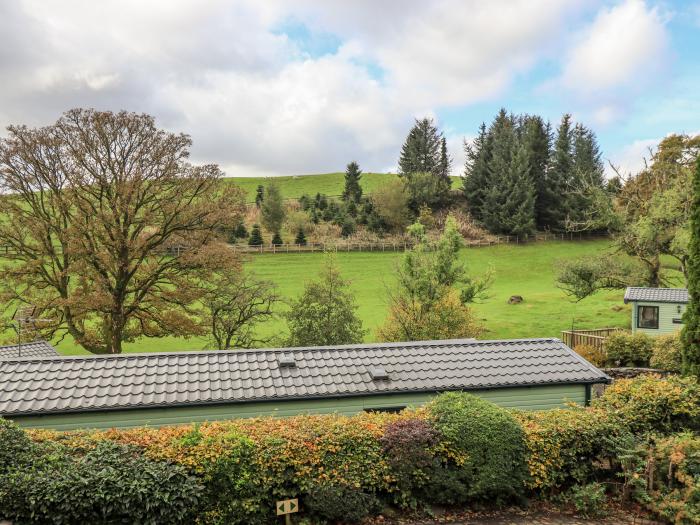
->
255, 185, 264, 208
248, 224, 263, 246
682, 157, 700, 377
439, 136, 452, 184
398, 117, 443, 176
271, 232, 283, 246
295, 227, 307, 246
462, 122, 491, 221
521, 115, 552, 230
541, 114, 573, 230
342, 161, 363, 203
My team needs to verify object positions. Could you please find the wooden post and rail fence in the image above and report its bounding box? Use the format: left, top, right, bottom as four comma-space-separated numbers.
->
560, 327, 626, 352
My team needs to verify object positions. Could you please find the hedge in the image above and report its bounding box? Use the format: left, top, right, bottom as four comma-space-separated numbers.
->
3, 378, 700, 524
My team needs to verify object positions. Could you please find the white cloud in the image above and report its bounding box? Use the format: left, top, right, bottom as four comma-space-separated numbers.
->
560, 0, 669, 94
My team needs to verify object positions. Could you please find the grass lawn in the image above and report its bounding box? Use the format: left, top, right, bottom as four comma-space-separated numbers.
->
223, 172, 461, 203
51, 238, 633, 355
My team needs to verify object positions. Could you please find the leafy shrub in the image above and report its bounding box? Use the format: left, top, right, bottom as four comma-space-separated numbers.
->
646, 433, 700, 524
305, 483, 382, 523
574, 343, 606, 367
604, 332, 653, 367
380, 418, 441, 508
427, 392, 528, 504
650, 334, 683, 372
566, 483, 608, 518
0, 418, 33, 471
594, 375, 700, 434
516, 407, 629, 492
0, 440, 203, 525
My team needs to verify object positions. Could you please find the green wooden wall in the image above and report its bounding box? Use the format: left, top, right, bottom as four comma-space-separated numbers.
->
9, 384, 587, 431
631, 300, 686, 336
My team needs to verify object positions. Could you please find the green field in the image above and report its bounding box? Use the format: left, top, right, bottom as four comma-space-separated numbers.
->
52, 239, 633, 355
223, 172, 461, 203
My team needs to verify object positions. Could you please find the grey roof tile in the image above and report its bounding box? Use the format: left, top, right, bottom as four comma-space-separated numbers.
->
624, 287, 689, 304
0, 338, 609, 417
0, 340, 58, 360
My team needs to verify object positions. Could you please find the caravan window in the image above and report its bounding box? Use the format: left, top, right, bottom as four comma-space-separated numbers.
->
637, 305, 659, 329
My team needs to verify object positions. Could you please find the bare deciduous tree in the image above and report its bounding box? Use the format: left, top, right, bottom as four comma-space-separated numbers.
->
0, 109, 245, 354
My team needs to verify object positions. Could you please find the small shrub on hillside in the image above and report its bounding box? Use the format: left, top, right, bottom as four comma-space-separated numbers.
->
566, 483, 608, 518
305, 483, 382, 523
593, 375, 700, 434
574, 343, 606, 367
380, 418, 441, 508
271, 232, 283, 246
604, 332, 653, 367
427, 392, 528, 504
295, 227, 307, 246
0, 440, 203, 524
248, 224, 264, 246
650, 334, 683, 372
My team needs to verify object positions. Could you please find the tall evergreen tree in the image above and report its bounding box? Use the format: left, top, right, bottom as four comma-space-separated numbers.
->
462, 122, 492, 221
439, 136, 452, 184
541, 114, 573, 230
398, 117, 443, 176
342, 161, 363, 203
255, 185, 264, 208
520, 115, 552, 229
682, 157, 700, 377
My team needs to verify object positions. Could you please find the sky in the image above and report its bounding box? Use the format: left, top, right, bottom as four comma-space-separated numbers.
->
0, 0, 698, 178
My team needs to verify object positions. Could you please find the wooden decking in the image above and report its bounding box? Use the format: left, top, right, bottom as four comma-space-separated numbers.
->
560, 328, 626, 352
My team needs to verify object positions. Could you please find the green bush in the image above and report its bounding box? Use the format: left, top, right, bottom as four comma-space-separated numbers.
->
0, 418, 33, 471
650, 334, 683, 372
604, 332, 653, 367
593, 375, 700, 434
0, 440, 203, 524
427, 392, 528, 504
516, 407, 629, 492
305, 483, 382, 523
566, 483, 608, 518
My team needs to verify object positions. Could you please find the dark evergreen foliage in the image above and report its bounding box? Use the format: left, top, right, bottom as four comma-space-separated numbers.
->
398, 117, 443, 176
248, 224, 263, 246
271, 232, 283, 246
234, 223, 248, 239
254, 185, 264, 208
682, 158, 700, 377
463, 110, 604, 234
341, 218, 356, 238
295, 227, 307, 246
342, 161, 363, 203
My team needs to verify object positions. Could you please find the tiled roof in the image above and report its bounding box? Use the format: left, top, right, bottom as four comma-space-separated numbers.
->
0, 338, 609, 417
0, 340, 58, 360
624, 287, 689, 304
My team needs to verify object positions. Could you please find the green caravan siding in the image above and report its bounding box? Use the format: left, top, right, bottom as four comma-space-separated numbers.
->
631, 301, 686, 336
9, 384, 588, 431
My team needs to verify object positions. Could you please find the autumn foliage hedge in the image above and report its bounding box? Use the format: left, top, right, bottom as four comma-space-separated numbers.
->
2, 377, 700, 524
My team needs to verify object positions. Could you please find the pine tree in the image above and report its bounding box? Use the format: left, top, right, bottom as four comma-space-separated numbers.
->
271, 232, 283, 246
682, 157, 700, 377
568, 123, 606, 224
342, 161, 363, 203
462, 122, 492, 221
541, 114, 573, 230
520, 115, 552, 230
439, 136, 452, 184
295, 227, 307, 246
398, 117, 443, 176
248, 224, 263, 246
255, 185, 264, 208
481, 111, 516, 233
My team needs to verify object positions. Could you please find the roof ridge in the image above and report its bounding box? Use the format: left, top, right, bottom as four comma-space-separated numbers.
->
0, 337, 563, 365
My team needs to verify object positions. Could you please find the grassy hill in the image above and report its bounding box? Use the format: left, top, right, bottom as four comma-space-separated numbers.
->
51, 238, 633, 355
224, 172, 462, 203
